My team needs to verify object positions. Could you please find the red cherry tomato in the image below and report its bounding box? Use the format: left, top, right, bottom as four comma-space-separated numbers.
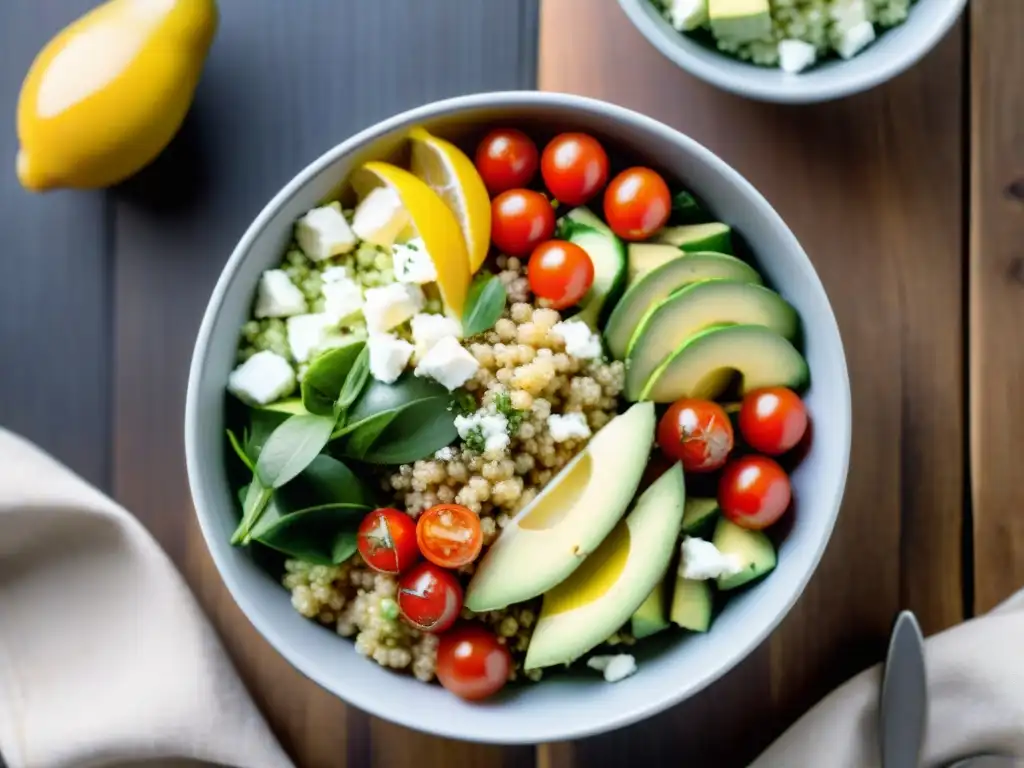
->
397, 562, 463, 633
603, 167, 672, 241
527, 240, 595, 310
738, 387, 809, 456
474, 129, 539, 195
657, 398, 734, 473
718, 455, 792, 530
491, 189, 556, 257
357, 508, 420, 575
540, 132, 610, 206
436, 624, 512, 701
416, 504, 484, 568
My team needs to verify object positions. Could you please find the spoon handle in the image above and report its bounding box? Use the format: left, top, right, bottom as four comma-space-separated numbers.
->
880, 610, 928, 768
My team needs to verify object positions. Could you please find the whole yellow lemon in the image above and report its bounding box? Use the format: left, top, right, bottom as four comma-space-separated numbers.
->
16, 0, 218, 192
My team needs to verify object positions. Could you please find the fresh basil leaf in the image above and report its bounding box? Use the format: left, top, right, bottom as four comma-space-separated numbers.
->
346, 372, 449, 424
337, 410, 399, 460
670, 190, 710, 225
255, 413, 337, 489
226, 429, 255, 472
301, 343, 365, 416
277, 454, 378, 509
337, 345, 371, 412
359, 398, 459, 464
230, 476, 272, 545
250, 501, 369, 565
244, 407, 290, 462
462, 273, 507, 337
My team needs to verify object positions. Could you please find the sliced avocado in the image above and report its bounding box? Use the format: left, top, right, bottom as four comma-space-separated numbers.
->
639, 324, 809, 403
560, 207, 627, 329
465, 402, 656, 612
708, 0, 772, 43
631, 579, 670, 639
682, 497, 720, 537
605, 252, 762, 360
652, 223, 733, 255
670, 576, 713, 632
624, 281, 799, 400
712, 518, 777, 591
525, 462, 686, 670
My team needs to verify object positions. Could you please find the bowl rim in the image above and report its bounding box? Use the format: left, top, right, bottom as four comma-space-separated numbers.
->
185, 90, 852, 744
617, 0, 968, 104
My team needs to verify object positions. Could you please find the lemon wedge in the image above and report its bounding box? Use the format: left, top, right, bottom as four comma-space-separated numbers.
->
359, 161, 471, 318
408, 126, 491, 274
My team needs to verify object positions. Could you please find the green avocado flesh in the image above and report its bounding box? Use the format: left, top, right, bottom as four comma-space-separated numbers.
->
562, 207, 627, 329
682, 497, 720, 537
652, 222, 732, 254
712, 518, 777, 591
670, 576, 713, 632
631, 579, 670, 639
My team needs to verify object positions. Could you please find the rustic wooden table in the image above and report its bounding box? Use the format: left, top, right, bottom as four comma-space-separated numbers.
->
1, 1, 1018, 766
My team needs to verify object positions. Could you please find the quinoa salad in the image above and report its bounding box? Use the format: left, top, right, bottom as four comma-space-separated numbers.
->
223, 125, 814, 701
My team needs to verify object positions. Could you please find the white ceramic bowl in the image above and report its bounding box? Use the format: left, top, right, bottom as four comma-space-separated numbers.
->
185, 92, 852, 744
619, 0, 966, 103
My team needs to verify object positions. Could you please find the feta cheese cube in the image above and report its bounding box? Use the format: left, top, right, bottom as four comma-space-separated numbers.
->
778, 39, 817, 74
830, 0, 869, 28
551, 320, 603, 360
455, 408, 510, 455
286, 313, 341, 364
227, 350, 295, 405
321, 265, 350, 283
411, 312, 462, 358
586, 654, 638, 683
836, 20, 875, 59
547, 412, 592, 443
393, 237, 438, 284
367, 333, 415, 384
435, 446, 456, 461
295, 202, 357, 261
668, 0, 708, 31
363, 283, 425, 334
351, 186, 411, 247
414, 335, 480, 391
321, 276, 364, 324
679, 536, 744, 581
254, 269, 307, 318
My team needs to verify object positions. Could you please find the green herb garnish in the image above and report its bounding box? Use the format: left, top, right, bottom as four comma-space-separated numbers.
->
462, 272, 507, 337
463, 426, 486, 454
493, 390, 525, 433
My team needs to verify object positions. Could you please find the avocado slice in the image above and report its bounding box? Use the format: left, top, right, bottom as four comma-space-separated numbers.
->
652, 223, 733, 255
605, 252, 763, 360
560, 207, 627, 329
670, 576, 713, 632
712, 518, 777, 591
639, 324, 809, 403
525, 462, 686, 670
682, 497, 720, 537
624, 281, 799, 400
631, 579, 670, 639
708, 0, 772, 43
465, 402, 656, 612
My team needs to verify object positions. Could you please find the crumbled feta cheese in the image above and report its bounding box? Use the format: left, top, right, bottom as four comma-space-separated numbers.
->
393, 237, 438, 284
286, 313, 340, 364
411, 312, 462, 358
455, 407, 510, 455
679, 536, 744, 581
414, 336, 480, 391
551, 320, 602, 360
667, 0, 707, 31
321, 265, 350, 283
254, 269, 307, 318
547, 412, 592, 443
830, 0, 870, 28
321, 276, 364, 324
586, 654, 638, 683
351, 186, 411, 247
363, 283, 425, 333
227, 350, 295, 405
295, 202, 357, 261
367, 333, 414, 384
434, 446, 456, 461
836, 20, 875, 59
778, 39, 817, 74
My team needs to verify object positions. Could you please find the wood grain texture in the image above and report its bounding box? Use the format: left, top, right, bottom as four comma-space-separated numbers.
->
539, 2, 965, 765
970, 0, 1024, 612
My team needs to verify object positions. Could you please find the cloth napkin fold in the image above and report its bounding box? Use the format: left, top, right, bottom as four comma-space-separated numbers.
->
0, 428, 293, 768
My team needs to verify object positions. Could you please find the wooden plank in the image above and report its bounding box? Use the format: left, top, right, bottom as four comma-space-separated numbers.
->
970, 0, 1024, 613
111, 2, 539, 767
538, 1, 965, 764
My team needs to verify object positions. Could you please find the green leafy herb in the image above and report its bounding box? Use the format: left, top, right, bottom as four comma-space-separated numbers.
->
231, 476, 273, 545
462, 273, 507, 337
277, 453, 378, 510
450, 388, 477, 416
337, 345, 371, 413
250, 500, 369, 565
255, 413, 337, 489
463, 426, 485, 454
670, 190, 709, 225
301, 342, 365, 416
244, 407, 290, 463
493, 390, 525, 433
226, 429, 255, 472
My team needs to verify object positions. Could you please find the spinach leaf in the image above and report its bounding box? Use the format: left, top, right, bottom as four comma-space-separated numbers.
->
301, 343, 365, 416
226, 429, 255, 472
357, 397, 459, 464
244, 407, 290, 462
250, 500, 369, 565
277, 453, 378, 510
462, 273, 507, 337
346, 372, 450, 424
338, 410, 399, 460
231, 475, 273, 545
670, 190, 710, 225
337, 345, 371, 413
255, 413, 337, 489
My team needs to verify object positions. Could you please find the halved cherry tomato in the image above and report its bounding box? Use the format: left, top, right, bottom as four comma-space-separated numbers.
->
738, 387, 808, 456
357, 508, 419, 574
491, 189, 556, 257
475, 129, 539, 195
718, 455, 792, 530
657, 398, 734, 473
527, 239, 594, 310
417, 504, 483, 568
436, 624, 512, 701
603, 167, 672, 241
397, 562, 463, 633
540, 132, 609, 206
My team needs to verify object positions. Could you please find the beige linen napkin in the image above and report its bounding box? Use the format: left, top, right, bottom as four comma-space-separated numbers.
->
0, 428, 293, 768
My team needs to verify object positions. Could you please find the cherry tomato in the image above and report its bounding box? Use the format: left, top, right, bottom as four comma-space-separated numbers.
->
475, 129, 539, 195
416, 504, 484, 569
397, 562, 463, 633
657, 398, 734, 473
603, 167, 672, 241
357, 508, 420, 575
718, 455, 792, 530
491, 189, 556, 257
738, 387, 809, 456
527, 240, 595, 310
436, 624, 512, 701
540, 132, 610, 206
